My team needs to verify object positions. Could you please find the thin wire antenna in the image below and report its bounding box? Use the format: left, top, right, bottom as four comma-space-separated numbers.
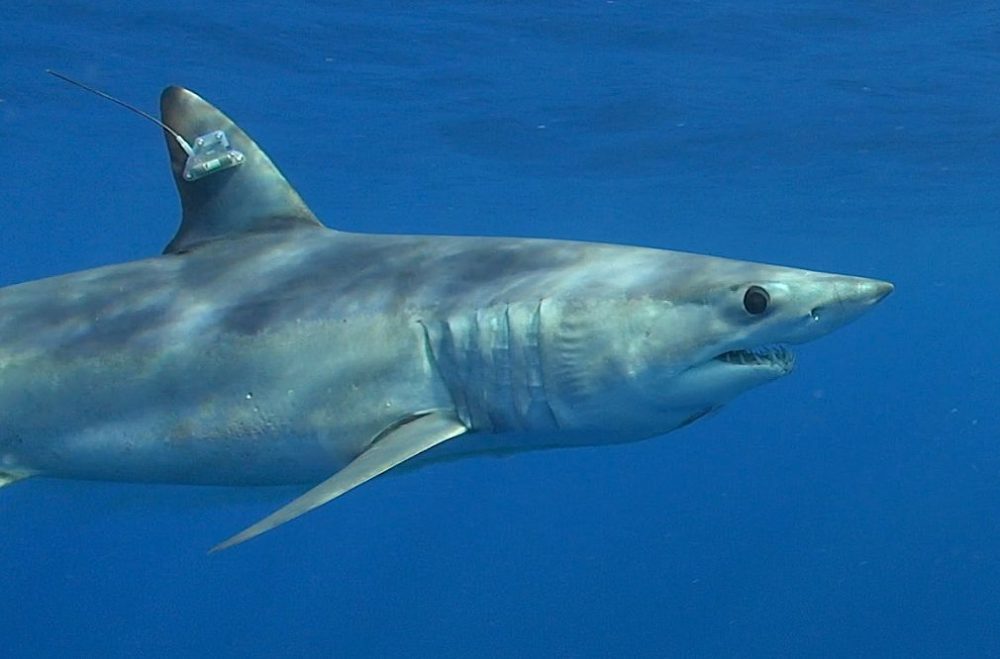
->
46, 69, 193, 156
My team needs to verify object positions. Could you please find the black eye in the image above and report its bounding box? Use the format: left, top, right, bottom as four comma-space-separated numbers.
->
743, 286, 770, 315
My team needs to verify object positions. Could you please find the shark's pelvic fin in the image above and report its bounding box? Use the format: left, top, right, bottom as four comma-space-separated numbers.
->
210, 410, 469, 552
159, 86, 324, 255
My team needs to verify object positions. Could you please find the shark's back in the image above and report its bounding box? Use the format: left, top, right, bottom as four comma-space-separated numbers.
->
0, 225, 742, 358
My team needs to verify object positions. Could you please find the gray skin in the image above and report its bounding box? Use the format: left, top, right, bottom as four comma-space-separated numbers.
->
0, 87, 892, 547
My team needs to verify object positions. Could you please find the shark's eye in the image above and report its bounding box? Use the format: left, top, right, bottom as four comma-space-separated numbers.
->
743, 286, 770, 315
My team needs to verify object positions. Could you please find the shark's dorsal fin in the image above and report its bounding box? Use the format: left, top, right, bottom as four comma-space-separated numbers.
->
210, 410, 469, 552
160, 86, 324, 254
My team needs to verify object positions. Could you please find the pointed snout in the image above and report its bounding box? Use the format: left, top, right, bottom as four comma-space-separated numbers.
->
785, 274, 892, 344
835, 277, 894, 307
874, 280, 894, 302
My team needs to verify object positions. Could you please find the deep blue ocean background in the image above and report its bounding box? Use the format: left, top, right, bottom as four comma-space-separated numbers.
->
1, 2, 998, 657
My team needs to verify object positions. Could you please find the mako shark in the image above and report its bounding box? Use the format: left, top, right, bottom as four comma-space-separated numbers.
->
0, 83, 892, 551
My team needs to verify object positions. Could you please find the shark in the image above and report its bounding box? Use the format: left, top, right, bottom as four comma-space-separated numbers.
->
0, 84, 892, 551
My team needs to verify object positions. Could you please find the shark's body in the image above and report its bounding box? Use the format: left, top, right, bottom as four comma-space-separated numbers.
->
0, 86, 891, 549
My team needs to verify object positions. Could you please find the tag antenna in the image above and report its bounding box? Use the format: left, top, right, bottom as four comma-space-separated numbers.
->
46, 69, 193, 156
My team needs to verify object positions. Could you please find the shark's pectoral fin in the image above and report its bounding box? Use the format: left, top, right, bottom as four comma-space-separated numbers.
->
0, 471, 32, 488
210, 410, 468, 552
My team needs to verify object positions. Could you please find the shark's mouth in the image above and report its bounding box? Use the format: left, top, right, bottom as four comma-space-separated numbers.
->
714, 345, 795, 370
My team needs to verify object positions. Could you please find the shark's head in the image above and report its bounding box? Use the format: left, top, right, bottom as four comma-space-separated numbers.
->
541, 255, 893, 437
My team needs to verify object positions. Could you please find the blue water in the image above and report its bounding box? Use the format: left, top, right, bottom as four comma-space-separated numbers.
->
1, 2, 998, 656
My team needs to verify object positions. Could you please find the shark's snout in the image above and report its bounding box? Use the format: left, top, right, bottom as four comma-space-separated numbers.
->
873, 280, 894, 301
810, 278, 892, 322
788, 275, 893, 345
839, 278, 894, 306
